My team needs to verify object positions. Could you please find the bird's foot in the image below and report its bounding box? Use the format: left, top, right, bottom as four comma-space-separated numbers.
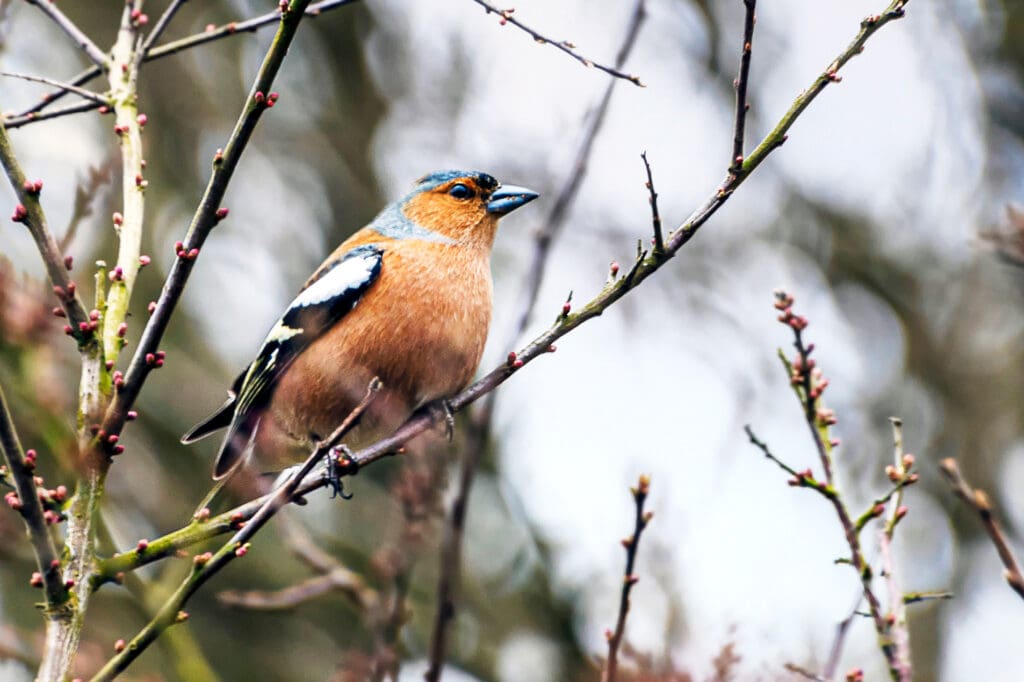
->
430, 399, 455, 442
324, 445, 358, 499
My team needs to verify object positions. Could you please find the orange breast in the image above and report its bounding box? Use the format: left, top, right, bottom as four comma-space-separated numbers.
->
259, 239, 493, 466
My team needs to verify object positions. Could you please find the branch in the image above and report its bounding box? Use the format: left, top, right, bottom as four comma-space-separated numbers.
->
0, 381, 68, 612
879, 418, 912, 680
940, 458, 1024, 601
602, 475, 653, 682
89, 374, 377, 681
0, 72, 110, 106
24, 0, 108, 68
0, 114, 90, 336
640, 152, 663, 254
470, 0, 644, 86
139, 0, 188, 60
7, 0, 359, 126
730, 0, 756, 173
3, 101, 102, 130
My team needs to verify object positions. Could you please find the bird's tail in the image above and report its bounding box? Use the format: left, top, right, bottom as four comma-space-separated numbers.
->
180, 394, 236, 444
212, 412, 260, 480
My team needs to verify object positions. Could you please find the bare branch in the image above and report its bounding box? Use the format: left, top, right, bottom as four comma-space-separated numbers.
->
602, 475, 653, 682
470, 0, 644, 86
6, 0, 359, 127
730, 0, 756, 173
3, 101, 101, 130
0, 72, 109, 106
640, 151, 663, 254
24, 0, 108, 68
940, 458, 1024, 601
139, 0, 188, 60
0, 382, 67, 612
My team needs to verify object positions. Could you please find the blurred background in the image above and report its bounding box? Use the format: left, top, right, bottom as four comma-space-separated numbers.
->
1, 0, 1023, 680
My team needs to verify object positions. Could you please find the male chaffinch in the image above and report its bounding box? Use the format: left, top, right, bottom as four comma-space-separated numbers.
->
182, 170, 538, 479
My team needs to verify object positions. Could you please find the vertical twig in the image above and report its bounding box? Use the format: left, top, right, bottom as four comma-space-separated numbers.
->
139, 0, 188, 60
880, 418, 912, 681
730, 0, 756, 173
640, 152, 663, 254
603, 475, 653, 682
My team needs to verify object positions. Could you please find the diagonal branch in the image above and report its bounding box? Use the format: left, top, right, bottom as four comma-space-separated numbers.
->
470, 0, 644, 86
90, 375, 378, 681
0, 72, 110, 106
0, 116, 90, 335
0, 382, 67, 612
139, 0, 189, 60
940, 458, 1024, 601
24, 0, 108, 68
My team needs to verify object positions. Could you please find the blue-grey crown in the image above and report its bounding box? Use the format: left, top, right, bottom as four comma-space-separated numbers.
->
415, 170, 499, 192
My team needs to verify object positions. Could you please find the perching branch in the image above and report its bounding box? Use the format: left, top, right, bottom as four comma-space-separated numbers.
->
0, 381, 68, 613
940, 458, 1024, 601
93, 0, 913, 600
90, 377, 380, 681
470, 0, 644, 86
602, 475, 653, 682
6, 0, 359, 127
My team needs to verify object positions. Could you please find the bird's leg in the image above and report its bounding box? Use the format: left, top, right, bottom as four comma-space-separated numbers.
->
433, 399, 456, 442
324, 445, 358, 499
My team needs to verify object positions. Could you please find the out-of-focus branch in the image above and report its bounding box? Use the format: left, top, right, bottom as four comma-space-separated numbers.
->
471, 0, 644, 86
24, 0, 108, 68
0, 382, 68, 612
602, 475, 653, 682
940, 458, 1024, 601
425, 4, 647, 679
730, 0, 756, 173
217, 568, 370, 611
7, 0, 359, 125
89, 374, 377, 681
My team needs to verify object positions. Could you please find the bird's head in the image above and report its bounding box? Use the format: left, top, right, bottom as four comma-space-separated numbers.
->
393, 170, 538, 249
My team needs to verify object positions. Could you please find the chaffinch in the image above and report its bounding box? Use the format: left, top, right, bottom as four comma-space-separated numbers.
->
182, 170, 538, 479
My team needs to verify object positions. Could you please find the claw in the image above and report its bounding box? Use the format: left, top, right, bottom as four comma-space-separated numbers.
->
441, 399, 455, 442
324, 445, 357, 499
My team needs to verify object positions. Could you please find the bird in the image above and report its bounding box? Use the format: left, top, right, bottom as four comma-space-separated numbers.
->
182, 170, 538, 481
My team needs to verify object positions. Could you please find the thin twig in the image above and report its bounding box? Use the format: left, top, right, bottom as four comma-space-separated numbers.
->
0, 382, 67, 612
822, 593, 863, 680
940, 458, 1024, 601
603, 475, 653, 682
7, 0, 359, 126
880, 418, 912, 681
139, 0, 188, 60
89, 376, 379, 681
0, 72, 109, 106
24, 0, 108, 68
640, 151, 663, 254
730, 0, 756, 173
3, 101, 101, 130
425, 4, 647, 679
470, 0, 644, 86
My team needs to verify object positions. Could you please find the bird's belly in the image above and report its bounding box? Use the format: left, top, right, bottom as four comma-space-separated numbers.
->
262, 249, 491, 463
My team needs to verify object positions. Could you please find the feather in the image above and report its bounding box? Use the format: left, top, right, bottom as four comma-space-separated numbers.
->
184, 244, 384, 479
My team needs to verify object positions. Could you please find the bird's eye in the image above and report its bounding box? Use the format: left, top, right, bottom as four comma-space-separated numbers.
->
448, 183, 474, 200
